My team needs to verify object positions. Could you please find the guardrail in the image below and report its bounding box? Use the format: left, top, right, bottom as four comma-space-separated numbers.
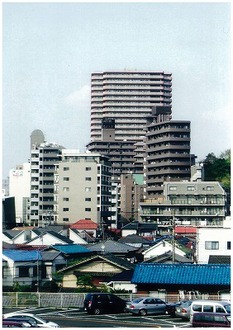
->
2, 292, 230, 309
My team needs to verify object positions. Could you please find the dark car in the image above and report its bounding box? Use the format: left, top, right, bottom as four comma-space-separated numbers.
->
192, 312, 231, 327
84, 293, 127, 315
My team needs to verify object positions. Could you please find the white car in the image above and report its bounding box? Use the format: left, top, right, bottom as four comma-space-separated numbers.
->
3, 312, 60, 328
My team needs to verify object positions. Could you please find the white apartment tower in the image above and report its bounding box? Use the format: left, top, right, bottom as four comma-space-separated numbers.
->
90, 71, 172, 142
54, 150, 112, 226
30, 130, 63, 226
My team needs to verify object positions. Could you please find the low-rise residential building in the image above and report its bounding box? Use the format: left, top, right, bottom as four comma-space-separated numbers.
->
195, 218, 231, 264
140, 181, 226, 230
2, 249, 66, 290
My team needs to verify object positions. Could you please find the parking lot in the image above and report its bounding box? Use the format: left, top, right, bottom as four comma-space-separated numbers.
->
3, 307, 191, 328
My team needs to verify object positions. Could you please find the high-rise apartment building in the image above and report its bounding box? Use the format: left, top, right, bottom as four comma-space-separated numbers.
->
30, 139, 63, 227
90, 71, 172, 142
54, 150, 112, 226
146, 106, 194, 197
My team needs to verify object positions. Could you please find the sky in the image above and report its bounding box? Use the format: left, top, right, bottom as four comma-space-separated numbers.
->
2, 1, 231, 179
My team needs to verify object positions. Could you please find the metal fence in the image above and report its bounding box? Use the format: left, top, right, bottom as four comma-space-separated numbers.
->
3, 292, 229, 309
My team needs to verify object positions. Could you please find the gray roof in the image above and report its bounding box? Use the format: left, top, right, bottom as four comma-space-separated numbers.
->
58, 253, 135, 274
87, 240, 138, 253
208, 255, 231, 264
41, 250, 61, 261
27, 231, 73, 244
70, 228, 95, 243
118, 234, 152, 245
3, 230, 24, 239
143, 251, 193, 264
122, 222, 157, 231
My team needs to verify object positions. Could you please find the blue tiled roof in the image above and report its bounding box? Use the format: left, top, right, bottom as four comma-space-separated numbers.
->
3, 249, 42, 261
52, 244, 91, 254
131, 264, 230, 286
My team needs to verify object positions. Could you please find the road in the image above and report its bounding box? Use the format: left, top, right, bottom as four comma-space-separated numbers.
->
3, 307, 191, 328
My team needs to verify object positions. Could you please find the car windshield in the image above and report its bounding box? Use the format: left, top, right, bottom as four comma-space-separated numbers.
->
132, 298, 144, 303
224, 304, 231, 313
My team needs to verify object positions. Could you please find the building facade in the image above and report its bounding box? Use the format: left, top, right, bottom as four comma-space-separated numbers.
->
120, 174, 145, 224
30, 142, 63, 227
90, 71, 172, 142
195, 219, 231, 264
140, 181, 226, 231
54, 150, 112, 226
145, 106, 194, 197
9, 163, 31, 225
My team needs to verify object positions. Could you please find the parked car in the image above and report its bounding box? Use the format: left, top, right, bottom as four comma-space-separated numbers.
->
3, 313, 60, 328
190, 300, 231, 322
4, 316, 38, 327
84, 293, 127, 315
125, 297, 169, 316
3, 320, 32, 328
175, 300, 193, 319
192, 312, 231, 328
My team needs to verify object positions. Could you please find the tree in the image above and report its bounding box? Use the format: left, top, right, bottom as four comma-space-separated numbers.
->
203, 150, 231, 190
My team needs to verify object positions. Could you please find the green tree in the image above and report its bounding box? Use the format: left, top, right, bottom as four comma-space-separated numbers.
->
203, 150, 231, 190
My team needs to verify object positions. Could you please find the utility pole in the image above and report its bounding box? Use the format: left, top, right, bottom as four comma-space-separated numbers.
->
172, 210, 176, 263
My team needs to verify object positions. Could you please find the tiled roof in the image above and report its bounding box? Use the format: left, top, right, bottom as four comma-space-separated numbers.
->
70, 229, 95, 243
109, 269, 135, 282
58, 253, 135, 273
131, 264, 230, 286
143, 251, 193, 264
87, 240, 138, 253
41, 251, 61, 261
3, 249, 42, 261
70, 219, 98, 229
208, 255, 231, 264
118, 234, 152, 244
122, 222, 157, 231
51, 244, 91, 254
175, 226, 197, 234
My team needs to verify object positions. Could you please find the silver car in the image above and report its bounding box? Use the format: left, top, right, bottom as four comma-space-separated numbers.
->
175, 300, 193, 319
125, 297, 168, 316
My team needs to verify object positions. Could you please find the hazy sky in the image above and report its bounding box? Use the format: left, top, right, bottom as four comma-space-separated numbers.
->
2, 2, 231, 179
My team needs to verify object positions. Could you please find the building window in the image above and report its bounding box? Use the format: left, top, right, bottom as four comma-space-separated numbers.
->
205, 241, 219, 250
63, 218, 69, 222
86, 167, 92, 171
169, 186, 177, 191
63, 177, 69, 181
18, 266, 30, 277
206, 186, 214, 191
187, 186, 195, 191
85, 198, 91, 201
63, 197, 69, 202
85, 187, 91, 192
85, 177, 92, 181
63, 187, 69, 192
227, 241, 231, 250
63, 167, 69, 171
85, 208, 91, 212
63, 208, 69, 212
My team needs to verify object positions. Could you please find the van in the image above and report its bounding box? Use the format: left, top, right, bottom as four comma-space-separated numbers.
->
190, 300, 231, 322
83, 293, 127, 315
192, 312, 231, 327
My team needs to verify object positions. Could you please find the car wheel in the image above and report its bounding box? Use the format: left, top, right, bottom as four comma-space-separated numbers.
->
139, 309, 147, 316
93, 308, 101, 315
